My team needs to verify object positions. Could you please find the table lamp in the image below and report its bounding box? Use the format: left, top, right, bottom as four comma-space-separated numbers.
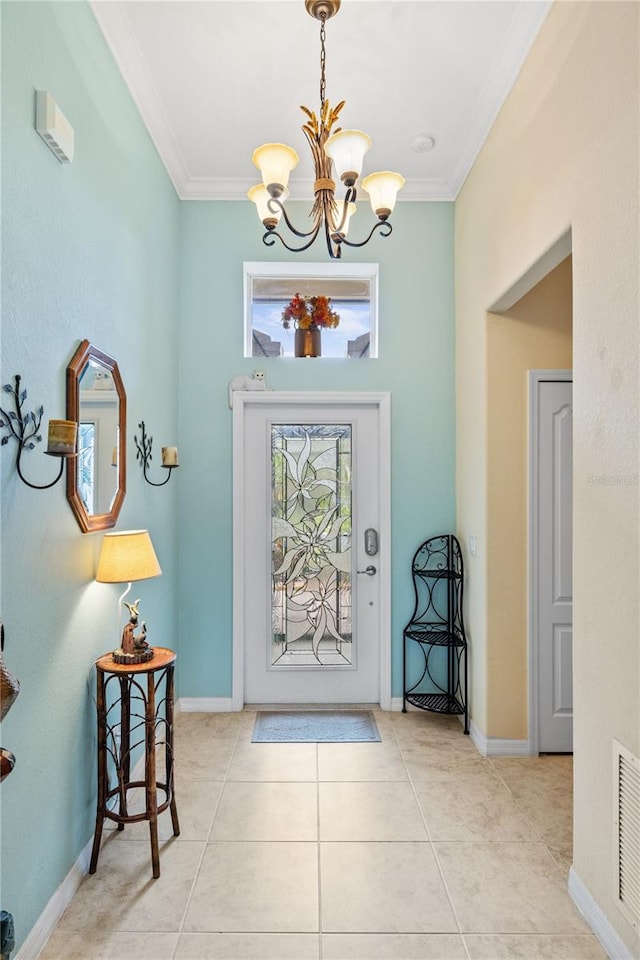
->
96, 529, 162, 664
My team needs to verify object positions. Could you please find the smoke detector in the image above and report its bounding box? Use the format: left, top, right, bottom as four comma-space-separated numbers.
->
411, 133, 436, 154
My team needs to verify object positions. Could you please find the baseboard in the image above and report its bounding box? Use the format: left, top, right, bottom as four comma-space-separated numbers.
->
390, 697, 404, 712
468, 718, 530, 756
178, 698, 397, 713
569, 867, 636, 960
14, 836, 92, 960
177, 697, 236, 713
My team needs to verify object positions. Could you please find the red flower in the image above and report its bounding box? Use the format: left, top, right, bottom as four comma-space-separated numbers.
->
282, 294, 340, 330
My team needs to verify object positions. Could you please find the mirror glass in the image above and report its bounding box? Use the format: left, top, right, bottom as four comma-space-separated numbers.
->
66, 340, 126, 533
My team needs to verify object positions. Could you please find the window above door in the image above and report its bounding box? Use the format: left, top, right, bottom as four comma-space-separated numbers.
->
244, 262, 378, 359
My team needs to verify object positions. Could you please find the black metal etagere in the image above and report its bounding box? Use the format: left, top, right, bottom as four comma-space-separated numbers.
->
402, 534, 469, 733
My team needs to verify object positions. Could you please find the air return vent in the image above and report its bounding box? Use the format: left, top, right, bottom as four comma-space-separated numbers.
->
614, 739, 640, 930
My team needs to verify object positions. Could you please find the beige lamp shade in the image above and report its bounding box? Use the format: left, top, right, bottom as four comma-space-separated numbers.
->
324, 129, 372, 186
96, 530, 162, 584
247, 183, 289, 226
361, 171, 405, 219
252, 143, 299, 195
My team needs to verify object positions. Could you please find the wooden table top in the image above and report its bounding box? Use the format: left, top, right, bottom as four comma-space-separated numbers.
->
95, 647, 176, 674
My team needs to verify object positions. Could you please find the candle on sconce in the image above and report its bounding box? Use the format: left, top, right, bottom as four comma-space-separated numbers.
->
162, 446, 179, 467
47, 419, 77, 456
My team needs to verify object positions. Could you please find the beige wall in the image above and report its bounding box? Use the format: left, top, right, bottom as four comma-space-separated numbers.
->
456, 2, 639, 954
487, 256, 573, 738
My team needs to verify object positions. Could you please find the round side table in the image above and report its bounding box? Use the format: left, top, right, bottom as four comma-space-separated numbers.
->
89, 647, 179, 879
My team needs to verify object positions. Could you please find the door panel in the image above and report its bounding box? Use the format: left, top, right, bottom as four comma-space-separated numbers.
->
240, 400, 384, 704
537, 379, 573, 752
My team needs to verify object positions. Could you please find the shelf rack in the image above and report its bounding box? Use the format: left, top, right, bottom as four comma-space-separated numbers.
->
402, 534, 469, 733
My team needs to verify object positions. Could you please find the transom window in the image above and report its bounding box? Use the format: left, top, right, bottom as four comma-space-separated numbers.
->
244, 262, 378, 359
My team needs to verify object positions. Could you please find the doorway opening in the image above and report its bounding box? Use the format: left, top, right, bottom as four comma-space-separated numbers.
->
485, 254, 573, 753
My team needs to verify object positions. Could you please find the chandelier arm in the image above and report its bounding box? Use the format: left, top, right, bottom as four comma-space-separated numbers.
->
330, 185, 357, 237
337, 220, 393, 249
268, 197, 319, 240
262, 223, 323, 254
319, 191, 342, 259
323, 217, 342, 260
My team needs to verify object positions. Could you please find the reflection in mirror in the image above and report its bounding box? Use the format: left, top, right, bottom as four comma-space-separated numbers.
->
66, 341, 126, 533
78, 360, 119, 515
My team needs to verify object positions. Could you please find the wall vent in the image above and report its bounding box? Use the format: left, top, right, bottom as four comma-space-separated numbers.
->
614, 738, 640, 930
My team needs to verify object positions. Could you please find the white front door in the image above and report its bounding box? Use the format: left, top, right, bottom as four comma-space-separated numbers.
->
233, 393, 390, 706
533, 376, 573, 753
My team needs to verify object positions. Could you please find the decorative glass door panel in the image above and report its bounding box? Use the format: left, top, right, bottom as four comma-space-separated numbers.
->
271, 424, 352, 667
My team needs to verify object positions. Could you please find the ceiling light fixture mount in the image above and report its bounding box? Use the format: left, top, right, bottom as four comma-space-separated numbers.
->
305, 0, 341, 21
248, 0, 404, 260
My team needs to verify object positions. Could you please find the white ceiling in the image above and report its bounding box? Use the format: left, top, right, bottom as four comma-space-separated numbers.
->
91, 0, 551, 202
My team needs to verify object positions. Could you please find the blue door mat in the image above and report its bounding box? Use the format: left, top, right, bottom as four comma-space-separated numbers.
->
252, 710, 381, 743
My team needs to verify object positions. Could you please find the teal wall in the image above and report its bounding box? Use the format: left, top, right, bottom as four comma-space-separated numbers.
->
177, 200, 455, 700
0, 2, 179, 951
1, 2, 455, 952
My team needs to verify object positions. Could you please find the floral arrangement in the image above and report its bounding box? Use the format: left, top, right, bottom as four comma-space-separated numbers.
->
281, 293, 340, 330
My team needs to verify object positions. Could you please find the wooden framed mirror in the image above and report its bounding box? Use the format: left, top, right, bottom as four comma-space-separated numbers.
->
66, 340, 126, 533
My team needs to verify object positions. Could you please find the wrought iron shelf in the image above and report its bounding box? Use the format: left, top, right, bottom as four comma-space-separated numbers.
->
414, 569, 462, 580
402, 534, 469, 733
404, 692, 466, 716
403, 626, 466, 647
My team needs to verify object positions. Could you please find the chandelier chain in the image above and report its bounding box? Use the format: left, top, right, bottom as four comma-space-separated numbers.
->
319, 14, 327, 111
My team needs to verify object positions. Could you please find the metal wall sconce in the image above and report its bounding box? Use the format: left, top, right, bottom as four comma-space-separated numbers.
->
134, 421, 179, 487
0, 375, 77, 490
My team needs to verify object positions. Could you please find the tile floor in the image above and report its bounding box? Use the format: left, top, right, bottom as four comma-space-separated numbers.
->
40, 709, 606, 960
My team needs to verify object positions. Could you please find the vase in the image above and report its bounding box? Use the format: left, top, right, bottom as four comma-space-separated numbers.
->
295, 325, 321, 358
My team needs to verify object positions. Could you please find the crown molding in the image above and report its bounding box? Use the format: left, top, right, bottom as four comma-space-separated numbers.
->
450, 0, 552, 197
90, 1, 189, 196
177, 176, 454, 202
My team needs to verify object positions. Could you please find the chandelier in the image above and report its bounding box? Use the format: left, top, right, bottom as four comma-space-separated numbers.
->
247, 0, 405, 260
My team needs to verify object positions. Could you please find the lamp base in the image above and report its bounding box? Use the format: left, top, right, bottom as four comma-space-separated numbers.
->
112, 647, 154, 665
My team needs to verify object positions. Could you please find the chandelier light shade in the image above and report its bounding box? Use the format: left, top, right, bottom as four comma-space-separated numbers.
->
252, 143, 299, 197
248, 0, 404, 259
324, 129, 372, 186
247, 183, 290, 230
361, 171, 406, 220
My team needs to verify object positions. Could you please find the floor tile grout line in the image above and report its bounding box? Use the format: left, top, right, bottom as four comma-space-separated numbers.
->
486, 757, 571, 865
171, 717, 241, 957
397, 727, 469, 950
316, 743, 324, 960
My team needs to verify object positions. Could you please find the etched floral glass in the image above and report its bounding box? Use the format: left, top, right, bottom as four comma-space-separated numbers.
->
271, 424, 352, 667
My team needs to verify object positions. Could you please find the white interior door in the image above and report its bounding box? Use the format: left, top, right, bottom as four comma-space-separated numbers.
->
533, 375, 573, 753
233, 393, 390, 706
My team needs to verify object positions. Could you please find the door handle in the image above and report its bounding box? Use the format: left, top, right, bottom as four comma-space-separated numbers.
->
356, 565, 377, 576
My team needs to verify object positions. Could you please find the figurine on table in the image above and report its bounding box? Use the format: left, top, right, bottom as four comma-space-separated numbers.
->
112, 599, 153, 664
